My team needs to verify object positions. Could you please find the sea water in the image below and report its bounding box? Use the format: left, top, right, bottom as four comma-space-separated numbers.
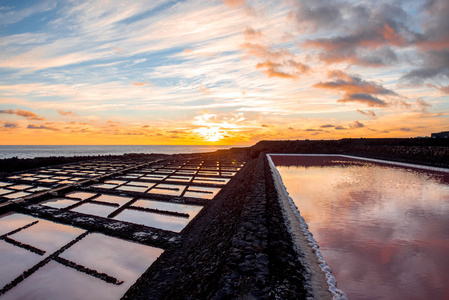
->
0, 145, 240, 159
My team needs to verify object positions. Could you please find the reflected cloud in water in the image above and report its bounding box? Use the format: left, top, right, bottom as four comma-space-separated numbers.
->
273, 155, 449, 300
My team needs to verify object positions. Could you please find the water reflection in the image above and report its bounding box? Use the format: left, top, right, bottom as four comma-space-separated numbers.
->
113, 209, 190, 232
272, 155, 449, 300
132, 199, 202, 219
70, 203, 118, 218
2, 261, 124, 300
0, 241, 43, 289
0, 214, 163, 299
59, 233, 163, 284
10, 218, 86, 256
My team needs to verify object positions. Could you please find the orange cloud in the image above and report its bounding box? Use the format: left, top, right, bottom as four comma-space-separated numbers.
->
57, 109, 76, 116
241, 42, 289, 60
259, 59, 309, 79
0, 108, 45, 120
357, 109, 377, 117
381, 24, 406, 47
439, 85, 449, 94
223, 0, 246, 7
242, 37, 310, 79
243, 26, 262, 39
199, 84, 211, 94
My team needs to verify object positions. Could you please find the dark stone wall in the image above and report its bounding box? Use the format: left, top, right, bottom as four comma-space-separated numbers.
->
123, 154, 308, 299
246, 138, 449, 168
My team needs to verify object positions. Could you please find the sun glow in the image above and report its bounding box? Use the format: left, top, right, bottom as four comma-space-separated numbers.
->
194, 127, 224, 142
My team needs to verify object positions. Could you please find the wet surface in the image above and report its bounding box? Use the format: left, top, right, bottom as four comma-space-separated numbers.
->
40, 198, 79, 209
59, 233, 163, 284
132, 199, 202, 218
271, 155, 449, 300
113, 209, 190, 233
0, 155, 245, 298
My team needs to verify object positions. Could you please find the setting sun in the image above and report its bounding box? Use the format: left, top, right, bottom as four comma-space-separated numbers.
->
194, 127, 224, 142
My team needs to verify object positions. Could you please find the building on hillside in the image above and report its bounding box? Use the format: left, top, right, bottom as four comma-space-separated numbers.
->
431, 131, 449, 138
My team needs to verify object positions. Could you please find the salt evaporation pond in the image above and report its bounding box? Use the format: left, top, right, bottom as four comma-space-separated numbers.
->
270, 154, 449, 300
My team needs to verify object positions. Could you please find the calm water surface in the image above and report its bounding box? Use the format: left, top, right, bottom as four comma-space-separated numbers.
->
271, 155, 449, 300
0, 145, 241, 159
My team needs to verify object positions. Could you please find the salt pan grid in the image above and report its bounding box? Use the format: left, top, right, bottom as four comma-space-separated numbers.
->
0, 213, 163, 299
0, 156, 245, 298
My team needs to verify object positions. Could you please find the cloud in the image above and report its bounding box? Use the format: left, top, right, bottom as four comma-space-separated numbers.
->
338, 93, 388, 107
289, 0, 348, 33
255, 59, 309, 79
133, 82, 146, 87
335, 125, 346, 130
57, 109, 76, 116
401, 49, 449, 85
0, 2, 56, 26
296, 1, 410, 67
399, 0, 449, 91
241, 36, 310, 79
3, 122, 19, 129
199, 84, 212, 94
320, 124, 335, 128
27, 124, 59, 131
357, 109, 376, 117
0, 108, 45, 120
350, 121, 364, 128
243, 26, 262, 39
223, 0, 246, 7
439, 85, 449, 94
313, 70, 398, 107
414, 98, 432, 113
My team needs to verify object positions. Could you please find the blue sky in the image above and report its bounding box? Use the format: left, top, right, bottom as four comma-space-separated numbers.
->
0, 0, 448, 144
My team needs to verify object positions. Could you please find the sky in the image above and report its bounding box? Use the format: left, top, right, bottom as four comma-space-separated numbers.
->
0, 0, 448, 145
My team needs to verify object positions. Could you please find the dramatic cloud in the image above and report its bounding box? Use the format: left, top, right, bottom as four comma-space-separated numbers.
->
0, 0, 447, 144
399, 0, 449, 91
0, 109, 45, 120
401, 49, 449, 85
290, 0, 346, 32
296, 1, 411, 67
313, 70, 398, 107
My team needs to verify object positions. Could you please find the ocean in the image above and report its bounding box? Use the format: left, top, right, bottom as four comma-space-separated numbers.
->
0, 145, 242, 159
